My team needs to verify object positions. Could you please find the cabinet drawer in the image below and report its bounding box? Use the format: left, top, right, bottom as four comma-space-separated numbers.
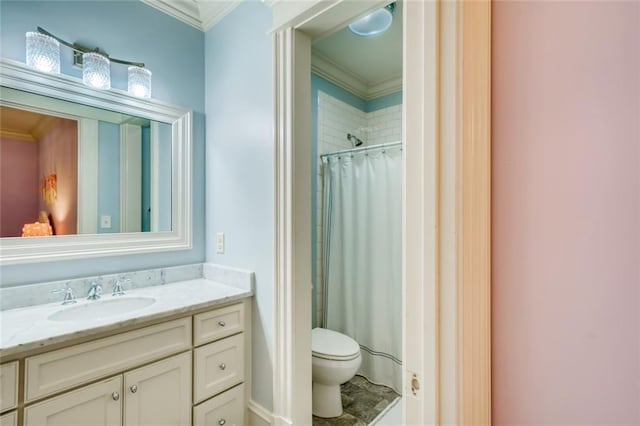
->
194, 384, 244, 426
0, 411, 17, 426
0, 361, 18, 412
194, 334, 244, 403
25, 317, 191, 402
24, 376, 122, 426
194, 303, 244, 346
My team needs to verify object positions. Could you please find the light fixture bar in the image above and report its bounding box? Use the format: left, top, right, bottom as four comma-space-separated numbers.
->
36, 27, 145, 68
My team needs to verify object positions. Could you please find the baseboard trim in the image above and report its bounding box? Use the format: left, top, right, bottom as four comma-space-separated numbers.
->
249, 400, 274, 426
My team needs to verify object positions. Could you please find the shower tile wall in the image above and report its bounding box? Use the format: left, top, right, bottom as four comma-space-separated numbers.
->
366, 104, 403, 145
315, 90, 402, 326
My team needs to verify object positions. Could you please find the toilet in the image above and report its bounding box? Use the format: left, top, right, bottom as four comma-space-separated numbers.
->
311, 327, 362, 418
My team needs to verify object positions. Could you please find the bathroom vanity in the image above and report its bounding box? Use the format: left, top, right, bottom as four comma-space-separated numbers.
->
0, 276, 252, 426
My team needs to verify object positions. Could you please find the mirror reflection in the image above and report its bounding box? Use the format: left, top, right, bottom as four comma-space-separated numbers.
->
0, 87, 172, 238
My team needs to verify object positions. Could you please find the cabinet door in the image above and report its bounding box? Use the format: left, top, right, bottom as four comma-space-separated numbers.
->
0, 411, 18, 426
193, 384, 245, 426
24, 376, 122, 426
123, 351, 191, 426
0, 361, 18, 412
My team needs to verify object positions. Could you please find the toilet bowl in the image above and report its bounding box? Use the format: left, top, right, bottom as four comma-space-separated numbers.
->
312, 327, 362, 418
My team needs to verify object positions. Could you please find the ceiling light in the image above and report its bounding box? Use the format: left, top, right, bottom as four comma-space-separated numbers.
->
348, 3, 395, 37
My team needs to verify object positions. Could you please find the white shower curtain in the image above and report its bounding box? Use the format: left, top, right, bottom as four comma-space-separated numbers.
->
322, 143, 402, 393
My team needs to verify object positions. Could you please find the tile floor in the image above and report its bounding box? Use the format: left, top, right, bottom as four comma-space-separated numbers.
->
312, 375, 400, 426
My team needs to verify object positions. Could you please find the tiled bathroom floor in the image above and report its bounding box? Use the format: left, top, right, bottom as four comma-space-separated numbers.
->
312, 375, 400, 426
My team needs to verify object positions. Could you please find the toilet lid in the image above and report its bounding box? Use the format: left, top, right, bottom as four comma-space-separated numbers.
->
312, 328, 360, 361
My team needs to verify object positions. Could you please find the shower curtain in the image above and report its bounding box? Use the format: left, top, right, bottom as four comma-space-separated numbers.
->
322, 143, 402, 393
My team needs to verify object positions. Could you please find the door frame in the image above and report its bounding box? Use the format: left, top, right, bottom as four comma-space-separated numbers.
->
271, 1, 491, 424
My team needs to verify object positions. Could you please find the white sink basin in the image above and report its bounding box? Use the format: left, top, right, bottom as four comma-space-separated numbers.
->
48, 297, 156, 322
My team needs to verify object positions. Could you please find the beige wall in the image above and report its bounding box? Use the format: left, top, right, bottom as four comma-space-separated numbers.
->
492, 1, 640, 424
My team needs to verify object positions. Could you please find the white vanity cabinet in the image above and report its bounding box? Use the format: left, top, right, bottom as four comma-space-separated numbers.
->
4, 299, 250, 426
24, 352, 192, 426
193, 302, 246, 426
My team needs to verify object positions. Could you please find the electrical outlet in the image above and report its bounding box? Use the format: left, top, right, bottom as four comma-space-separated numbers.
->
216, 232, 225, 254
101, 215, 111, 229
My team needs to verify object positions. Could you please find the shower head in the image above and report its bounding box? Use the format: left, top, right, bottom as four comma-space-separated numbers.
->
347, 133, 364, 147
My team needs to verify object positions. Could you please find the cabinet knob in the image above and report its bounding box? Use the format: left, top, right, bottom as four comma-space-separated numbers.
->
130, 385, 138, 393
218, 419, 226, 425
112, 392, 120, 401
218, 320, 226, 327
219, 363, 226, 370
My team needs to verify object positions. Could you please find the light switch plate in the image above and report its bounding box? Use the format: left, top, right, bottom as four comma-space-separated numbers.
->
216, 232, 224, 254
101, 215, 111, 229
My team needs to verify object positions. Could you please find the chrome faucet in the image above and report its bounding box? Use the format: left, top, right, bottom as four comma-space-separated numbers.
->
52, 283, 76, 305
87, 278, 103, 300
112, 276, 130, 296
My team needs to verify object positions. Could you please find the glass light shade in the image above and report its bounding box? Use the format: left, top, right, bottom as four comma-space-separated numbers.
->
26, 32, 60, 74
128, 66, 152, 98
82, 52, 111, 90
348, 6, 394, 37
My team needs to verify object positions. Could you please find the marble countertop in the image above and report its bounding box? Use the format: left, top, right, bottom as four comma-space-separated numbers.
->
0, 278, 252, 357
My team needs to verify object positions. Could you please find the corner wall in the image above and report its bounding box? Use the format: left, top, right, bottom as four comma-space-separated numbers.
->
204, 0, 275, 411
492, 2, 640, 424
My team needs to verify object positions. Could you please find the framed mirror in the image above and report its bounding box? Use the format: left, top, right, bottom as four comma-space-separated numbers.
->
0, 58, 192, 264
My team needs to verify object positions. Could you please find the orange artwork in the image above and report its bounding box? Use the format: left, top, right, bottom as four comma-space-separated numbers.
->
41, 173, 57, 205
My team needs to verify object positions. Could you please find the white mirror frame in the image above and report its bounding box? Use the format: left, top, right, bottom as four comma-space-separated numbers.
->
0, 58, 192, 265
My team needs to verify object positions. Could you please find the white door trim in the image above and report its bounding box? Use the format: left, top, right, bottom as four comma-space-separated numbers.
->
272, 1, 491, 424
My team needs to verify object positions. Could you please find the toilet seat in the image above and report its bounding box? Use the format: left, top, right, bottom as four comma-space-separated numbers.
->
312, 328, 360, 361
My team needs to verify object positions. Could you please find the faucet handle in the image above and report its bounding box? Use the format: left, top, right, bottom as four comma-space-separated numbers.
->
52, 282, 76, 305
87, 278, 103, 300
112, 275, 128, 296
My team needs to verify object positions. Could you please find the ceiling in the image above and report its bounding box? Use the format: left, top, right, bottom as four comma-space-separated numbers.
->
0, 106, 59, 142
311, 1, 403, 100
140, 0, 403, 100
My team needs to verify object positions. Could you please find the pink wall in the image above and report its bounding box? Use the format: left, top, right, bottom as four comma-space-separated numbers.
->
38, 118, 78, 235
0, 137, 40, 237
492, 1, 639, 425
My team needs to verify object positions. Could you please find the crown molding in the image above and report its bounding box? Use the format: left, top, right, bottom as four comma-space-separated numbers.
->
198, 1, 242, 31
141, 0, 241, 32
311, 50, 402, 101
0, 129, 37, 142
141, 0, 202, 30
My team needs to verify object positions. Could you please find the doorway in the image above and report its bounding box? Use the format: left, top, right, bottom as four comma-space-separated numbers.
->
271, 1, 492, 425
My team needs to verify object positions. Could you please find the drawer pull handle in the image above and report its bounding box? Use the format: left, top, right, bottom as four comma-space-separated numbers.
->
112, 392, 120, 401
218, 419, 226, 425
219, 363, 226, 370
218, 320, 226, 327
130, 385, 138, 393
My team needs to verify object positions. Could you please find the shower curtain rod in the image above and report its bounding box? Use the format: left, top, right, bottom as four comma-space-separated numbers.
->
320, 141, 402, 160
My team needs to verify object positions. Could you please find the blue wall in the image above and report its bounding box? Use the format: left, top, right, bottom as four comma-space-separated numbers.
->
0, 1, 205, 285
204, 0, 274, 411
97, 121, 120, 233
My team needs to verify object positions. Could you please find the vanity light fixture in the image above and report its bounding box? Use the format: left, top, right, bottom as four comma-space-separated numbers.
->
25, 27, 152, 97
348, 3, 396, 37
